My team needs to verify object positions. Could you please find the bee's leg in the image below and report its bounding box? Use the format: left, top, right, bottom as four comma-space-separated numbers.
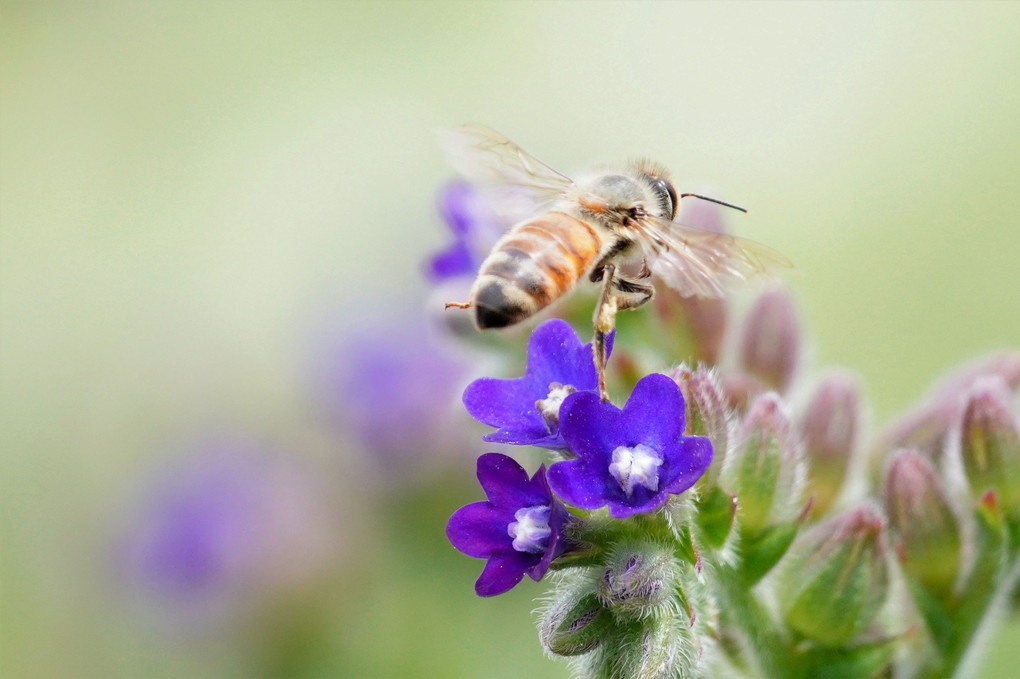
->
613, 277, 654, 310
593, 263, 620, 402
445, 301, 472, 310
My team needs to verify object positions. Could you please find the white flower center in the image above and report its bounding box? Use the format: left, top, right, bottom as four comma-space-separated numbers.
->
507, 504, 552, 554
535, 382, 577, 432
609, 444, 663, 498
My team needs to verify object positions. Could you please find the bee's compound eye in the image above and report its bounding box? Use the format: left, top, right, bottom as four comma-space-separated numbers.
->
651, 177, 678, 220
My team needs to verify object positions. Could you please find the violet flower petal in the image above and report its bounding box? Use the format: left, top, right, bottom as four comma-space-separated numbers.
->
549, 374, 713, 518
446, 453, 570, 597
463, 319, 612, 450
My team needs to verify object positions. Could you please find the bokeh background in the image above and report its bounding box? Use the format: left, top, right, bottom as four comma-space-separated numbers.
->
2, 2, 1018, 677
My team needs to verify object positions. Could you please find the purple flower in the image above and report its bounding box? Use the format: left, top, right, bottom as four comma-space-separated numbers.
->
447, 453, 570, 596
426, 182, 505, 282
462, 319, 612, 449
119, 436, 337, 627
548, 373, 713, 518
315, 307, 475, 472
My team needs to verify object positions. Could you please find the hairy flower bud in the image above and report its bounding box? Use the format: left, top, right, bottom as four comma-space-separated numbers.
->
583, 614, 699, 679
799, 370, 863, 516
883, 449, 962, 593
778, 505, 889, 647
738, 286, 801, 393
959, 377, 1020, 514
598, 543, 677, 616
724, 392, 805, 534
670, 364, 731, 488
540, 590, 614, 657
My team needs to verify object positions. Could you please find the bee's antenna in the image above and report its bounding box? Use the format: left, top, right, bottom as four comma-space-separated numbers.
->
679, 193, 748, 214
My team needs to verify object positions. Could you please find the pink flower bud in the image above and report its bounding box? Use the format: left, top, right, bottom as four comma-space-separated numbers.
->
670, 364, 732, 488
959, 377, 1020, 514
725, 392, 804, 534
738, 286, 801, 394
798, 370, 863, 516
883, 449, 962, 592
778, 505, 889, 647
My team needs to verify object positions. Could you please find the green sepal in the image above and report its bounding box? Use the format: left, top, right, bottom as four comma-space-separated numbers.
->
957, 491, 1009, 621
733, 426, 784, 534
542, 592, 614, 657
739, 520, 801, 586
696, 485, 737, 548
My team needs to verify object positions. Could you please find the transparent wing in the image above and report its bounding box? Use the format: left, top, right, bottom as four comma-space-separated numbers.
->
437, 124, 576, 211
632, 216, 793, 298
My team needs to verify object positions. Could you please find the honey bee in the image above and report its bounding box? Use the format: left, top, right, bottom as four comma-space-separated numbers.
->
442, 124, 790, 400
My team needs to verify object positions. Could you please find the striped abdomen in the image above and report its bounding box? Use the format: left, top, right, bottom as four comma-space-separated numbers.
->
470, 211, 605, 329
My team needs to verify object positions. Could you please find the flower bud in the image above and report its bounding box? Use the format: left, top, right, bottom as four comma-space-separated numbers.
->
738, 286, 801, 393
883, 449, 962, 593
869, 350, 1020, 467
959, 377, 1020, 514
599, 543, 677, 616
670, 364, 731, 488
799, 370, 863, 516
632, 614, 700, 679
724, 392, 805, 535
540, 590, 614, 657
721, 371, 769, 414
586, 614, 699, 679
778, 505, 889, 647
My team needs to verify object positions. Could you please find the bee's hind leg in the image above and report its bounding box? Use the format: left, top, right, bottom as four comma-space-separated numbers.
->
613, 276, 654, 310
445, 301, 472, 310
592, 266, 655, 402
593, 264, 621, 402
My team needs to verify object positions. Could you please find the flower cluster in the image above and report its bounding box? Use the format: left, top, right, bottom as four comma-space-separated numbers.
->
448, 318, 713, 595
434, 183, 1020, 679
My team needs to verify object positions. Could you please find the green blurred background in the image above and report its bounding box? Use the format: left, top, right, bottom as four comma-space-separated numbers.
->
2, 2, 1018, 677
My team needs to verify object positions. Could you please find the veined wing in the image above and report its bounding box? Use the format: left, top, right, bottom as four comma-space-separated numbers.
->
632, 216, 792, 298
438, 124, 576, 210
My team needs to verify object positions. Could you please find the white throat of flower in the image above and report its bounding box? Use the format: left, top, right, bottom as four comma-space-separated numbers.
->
508, 505, 552, 554
609, 444, 664, 498
536, 382, 577, 432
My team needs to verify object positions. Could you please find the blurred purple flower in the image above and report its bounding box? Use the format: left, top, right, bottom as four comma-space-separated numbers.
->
120, 436, 336, 624
447, 453, 570, 596
463, 319, 611, 450
548, 373, 713, 518
318, 309, 476, 469
427, 181, 506, 282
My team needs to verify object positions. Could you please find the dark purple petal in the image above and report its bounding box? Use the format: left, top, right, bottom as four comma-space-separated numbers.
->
447, 453, 571, 596
476, 551, 533, 597
559, 390, 626, 461
530, 497, 569, 580
547, 456, 618, 510
526, 319, 601, 390
464, 377, 549, 443
662, 436, 714, 495
620, 373, 686, 449
446, 502, 513, 558
476, 453, 548, 508
462, 319, 611, 450
551, 373, 713, 518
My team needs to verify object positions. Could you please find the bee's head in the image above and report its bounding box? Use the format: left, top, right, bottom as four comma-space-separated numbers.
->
645, 174, 678, 220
